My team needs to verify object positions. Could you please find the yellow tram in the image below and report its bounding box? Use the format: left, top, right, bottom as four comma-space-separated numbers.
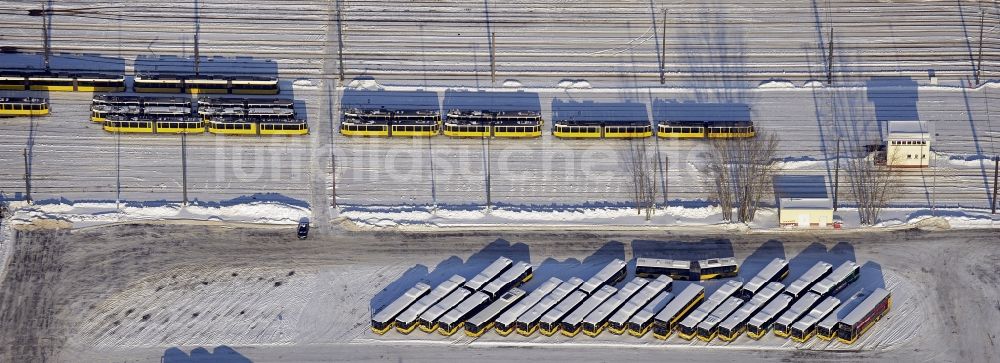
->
103, 115, 155, 133
259, 119, 309, 136
75, 74, 127, 92
134, 74, 184, 93
230, 76, 280, 95
207, 117, 258, 135
0, 73, 27, 90
656, 121, 756, 139
0, 97, 49, 117
184, 76, 230, 94
706, 121, 755, 138
443, 110, 493, 137
27, 74, 76, 91
91, 95, 141, 122
441, 109, 542, 138
493, 111, 543, 138
340, 108, 441, 137
553, 120, 652, 139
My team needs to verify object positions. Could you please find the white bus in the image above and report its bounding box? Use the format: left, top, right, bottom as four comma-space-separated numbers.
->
695, 296, 744, 341
809, 260, 860, 297
650, 284, 704, 339
790, 295, 841, 342
371, 282, 431, 334
773, 291, 822, 337
817, 290, 866, 340
539, 289, 597, 336
560, 285, 619, 337
739, 258, 789, 299
516, 277, 584, 335
482, 261, 533, 300
417, 288, 472, 333
635, 258, 692, 280
581, 276, 650, 336
608, 275, 673, 334
465, 257, 514, 291
718, 282, 785, 341
579, 259, 627, 295
746, 294, 794, 339
784, 261, 832, 298
395, 275, 466, 334
465, 288, 527, 337
495, 277, 562, 336
676, 280, 742, 340
438, 291, 491, 336
628, 292, 672, 337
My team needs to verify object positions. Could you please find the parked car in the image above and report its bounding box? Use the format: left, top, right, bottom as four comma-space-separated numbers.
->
297, 221, 309, 239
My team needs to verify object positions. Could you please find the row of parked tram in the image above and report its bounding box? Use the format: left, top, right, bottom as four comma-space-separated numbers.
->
91, 95, 307, 135
0, 72, 279, 95
0, 97, 49, 117
371, 255, 890, 346
340, 108, 755, 139
341, 108, 546, 138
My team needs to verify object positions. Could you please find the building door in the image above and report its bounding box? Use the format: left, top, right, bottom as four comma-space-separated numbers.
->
798, 214, 810, 228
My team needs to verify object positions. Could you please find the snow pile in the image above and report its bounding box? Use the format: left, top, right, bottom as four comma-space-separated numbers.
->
9, 200, 309, 228
758, 80, 796, 89
292, 79, 317, 89
557, 80, 592, 89
339, 204, 726, 230
502, 79, 524, 88
802, 80, 825, 88
346, 79, 384, 91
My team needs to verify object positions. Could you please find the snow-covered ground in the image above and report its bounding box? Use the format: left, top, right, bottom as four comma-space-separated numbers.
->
0, 1, 998, 230
37, 226, 992, 363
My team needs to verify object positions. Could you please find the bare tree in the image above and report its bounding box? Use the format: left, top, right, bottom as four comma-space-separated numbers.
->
706, 131, 780, 223
841, 137, 899, 225
622, 139, 658, 220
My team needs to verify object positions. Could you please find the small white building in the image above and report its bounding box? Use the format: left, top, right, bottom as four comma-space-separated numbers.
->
774, 175, 834, 228
885, 121, 930, 168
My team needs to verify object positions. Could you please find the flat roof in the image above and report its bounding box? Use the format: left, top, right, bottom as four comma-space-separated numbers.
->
774, 175, 830, 200
887, 120, 929, 136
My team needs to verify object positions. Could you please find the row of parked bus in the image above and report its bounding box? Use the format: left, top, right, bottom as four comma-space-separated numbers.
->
371, 256, 890, 345
634, 257, 740, 281
91, 95, 308, 135
340, 108, 756, 139
0, 72, 279, 95
0, 97, 49, 117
